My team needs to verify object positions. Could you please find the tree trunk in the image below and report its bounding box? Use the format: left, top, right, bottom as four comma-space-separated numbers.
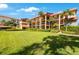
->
49, 21, 50, 29
66, 25, 67, 32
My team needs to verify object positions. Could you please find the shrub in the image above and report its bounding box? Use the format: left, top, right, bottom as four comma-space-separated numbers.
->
6, 28, 23, 31
51, 29, 59, 33
26, 28, 38, 31
26, 28, 51, 32
61, 26, 79, 32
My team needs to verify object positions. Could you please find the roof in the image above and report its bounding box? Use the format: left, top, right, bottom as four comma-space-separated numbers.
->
69, 8, 77, 11
0, 15, 16, 19
19, 18, 29, 21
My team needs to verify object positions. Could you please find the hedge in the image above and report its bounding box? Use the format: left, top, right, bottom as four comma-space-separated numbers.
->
61, 26, 79, 32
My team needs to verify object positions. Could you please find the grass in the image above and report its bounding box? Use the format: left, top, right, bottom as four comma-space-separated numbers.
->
0, 31, 79, 55
0, 31, 52, 54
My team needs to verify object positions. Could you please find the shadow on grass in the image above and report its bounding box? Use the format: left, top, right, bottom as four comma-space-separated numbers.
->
43, 35, 79, 55
10, 35, 79, 55
10, 43, 43, 55
0, 47, 10, 55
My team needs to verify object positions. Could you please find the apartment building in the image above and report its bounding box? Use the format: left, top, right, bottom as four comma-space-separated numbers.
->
5, 8, 76, 30
30, 13, 53, 30
0, 22, 5, 27
0, 15, 13, 29
30, 8, 77, 30
18, 18, 30, 29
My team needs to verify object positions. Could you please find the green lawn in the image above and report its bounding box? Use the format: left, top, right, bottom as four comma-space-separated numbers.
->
0, 31, 79, 55
0, 31, 52, 54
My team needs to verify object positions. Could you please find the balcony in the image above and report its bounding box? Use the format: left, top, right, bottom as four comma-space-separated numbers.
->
22, 25, 29, 27
63, 15, 77, 19
31, 21, 36, 24
68, 15, 77, 19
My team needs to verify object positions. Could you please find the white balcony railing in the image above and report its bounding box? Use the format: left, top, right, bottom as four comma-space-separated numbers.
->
63, 15, 77, 19
68, 15, 77, 18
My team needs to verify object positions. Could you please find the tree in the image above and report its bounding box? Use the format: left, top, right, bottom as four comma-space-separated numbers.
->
0, 20, 6, 25
1, 18, 17, 27
38, 11, 45, 29
10, 18, 17, 27
1, 20, 6, 23
49, 16, 57, 29
38, 11, 44, 16
63, 9, 74, 31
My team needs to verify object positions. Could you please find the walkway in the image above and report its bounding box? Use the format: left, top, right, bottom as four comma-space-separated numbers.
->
61, 33, 79, 37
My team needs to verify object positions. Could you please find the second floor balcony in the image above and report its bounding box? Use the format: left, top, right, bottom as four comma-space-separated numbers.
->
63, 15, 77, 19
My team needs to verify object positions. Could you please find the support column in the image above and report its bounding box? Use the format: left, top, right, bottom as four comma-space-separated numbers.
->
35, 18, 37, 28
58, 15, 61, 31
39, 17, 42, 29
45, 15, 47, 30
31, 20, 33, 28
19, 20, 22, 29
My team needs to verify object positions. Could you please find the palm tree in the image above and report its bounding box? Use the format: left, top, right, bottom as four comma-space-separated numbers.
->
47, 17, 52, 29
48, 16, 58, 29
57, 10, 70, 32
38, 11, 46, 29
38, 11, 44, 16
63, 9, 74, 31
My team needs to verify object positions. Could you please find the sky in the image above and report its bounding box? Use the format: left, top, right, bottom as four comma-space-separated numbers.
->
0, 3, 79, 19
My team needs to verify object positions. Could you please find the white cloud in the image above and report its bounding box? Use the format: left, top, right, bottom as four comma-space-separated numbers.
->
17, 7, 39, 12
0, 4, 8, 9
